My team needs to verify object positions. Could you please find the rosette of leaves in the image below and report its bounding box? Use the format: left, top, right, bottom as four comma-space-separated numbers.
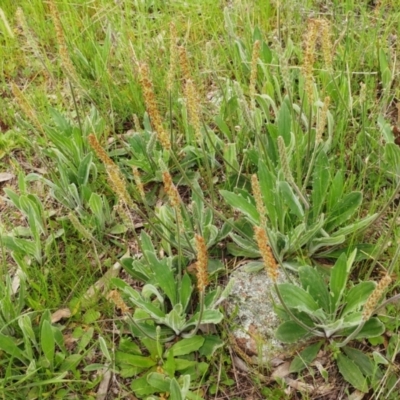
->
221, 143, 377, 263
156, 180, 232, 255
275, 250, 388, 393
33, 108, 100, 213
126, 113, 204, 184
116, 335, 219, 399
112, 232, 228, 342
2, 172, 64, 266
275, 250, 384, 343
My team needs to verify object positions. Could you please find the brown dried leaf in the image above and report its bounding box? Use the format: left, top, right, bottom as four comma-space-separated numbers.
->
348, 391, 366, 400
271, 362, 291, 379
11, 269, 22, 295
285, 377, 314, 392
0, 172, 14, 182
96, 368, 112, 400
63, 333, 78, 351
51, 308, 71, 323
233, 355, 249, 372
314, 383, 334, 396
270, 357, 286, 367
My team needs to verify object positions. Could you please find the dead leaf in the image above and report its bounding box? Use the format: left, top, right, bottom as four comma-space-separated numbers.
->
270, 357, 286, 367
314, 383, 334, 396
272, 362, 291, 379
51, 308, 71, 323
314, 360, 329, 378
0, 172, 14, 182
233, 355, 249, 372
198, 323, 217, 335
96, 368, 112, 400
348, 391, 365, 400
11, 268, 23, 295
21, 162, 47, 174
285, 377, 314, 392
63, 333, 78, 351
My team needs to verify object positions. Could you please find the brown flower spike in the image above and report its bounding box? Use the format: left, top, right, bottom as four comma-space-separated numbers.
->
185, 79, 202, 142
138, 63, 171, 151
88, 134, 134, 208
249, 40, 261, 111
195, 234, 209, 292
302, 19, 319, 105
254, 226, 279, 282
178, 45, 191, 84
107, 290, 130, 314
362, 274, 391, 321
251, 174, 266, 227
319, 19, 333, 72
11, 83, 44, 134
162, 171, 183, 228
48, 0, 78, 81
132, 166, 145, 201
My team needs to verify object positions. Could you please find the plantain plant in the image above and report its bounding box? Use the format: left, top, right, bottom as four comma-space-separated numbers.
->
221, 132, 377, 264
273, 248, 396, 393
156, 179, 232, 255
112, 231, 231, 342
1, 172, 64, 266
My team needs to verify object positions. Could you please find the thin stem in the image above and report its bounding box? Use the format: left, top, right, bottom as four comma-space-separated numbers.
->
69, 81, 83, 135
199, 139, 215, 209
289, 177, 310, 210
304, 107, 313, 177
374, 293, 400, 314
175, 205, 182, 282
302, 142, 320, 193
335, 321, 365, 348
127, 315, 175, 343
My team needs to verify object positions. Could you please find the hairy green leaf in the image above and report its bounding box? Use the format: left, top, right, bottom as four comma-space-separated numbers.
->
343, 346, 374, 377
329, 252, 352, 313
337, 353, 368, 393
220, 190, 259, 225
326, 192, 362, 232
41, 320, 55, 370
167, 336, 205, 357
278, 283, 320, 313
147, 372, 170, 392
298, 266, 330, 312
278, 181, 304, 218
342, 281, 376, 316
275, 321, 310, 343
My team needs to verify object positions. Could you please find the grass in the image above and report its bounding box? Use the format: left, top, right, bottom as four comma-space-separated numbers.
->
1, 0, 400, 398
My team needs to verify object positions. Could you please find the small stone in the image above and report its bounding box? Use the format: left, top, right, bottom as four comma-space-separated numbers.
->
225, 263, 289, 365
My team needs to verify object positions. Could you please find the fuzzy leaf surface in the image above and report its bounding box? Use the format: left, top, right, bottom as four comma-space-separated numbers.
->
337, 353, 368, 393
275, 321, 310, 343
278, 283, 320, 314
298, 265, 330, 312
